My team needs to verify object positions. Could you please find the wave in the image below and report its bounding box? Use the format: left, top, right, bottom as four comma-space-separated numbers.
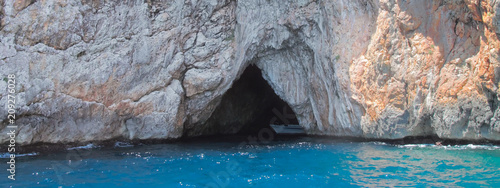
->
397, 144, 500, 150
114, 141, 134, 148
371, 142, 388, 145
67, 143, 100, 150
0, 152, 38, 158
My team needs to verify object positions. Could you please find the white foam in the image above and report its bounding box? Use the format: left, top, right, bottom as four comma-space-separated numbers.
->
67, 143, 99, 150
0, 152, 38, 158
114, 141, 133, 148
372, 142, 388, 145
398, 144, 500, 150
397, 144, 434, 148
443, 144, 500, 150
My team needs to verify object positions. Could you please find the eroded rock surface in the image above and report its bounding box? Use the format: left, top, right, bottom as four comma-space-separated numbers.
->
1, 0, 500, 145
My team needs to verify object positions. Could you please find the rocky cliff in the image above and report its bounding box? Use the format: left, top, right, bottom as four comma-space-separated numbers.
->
1, 0, 500, 145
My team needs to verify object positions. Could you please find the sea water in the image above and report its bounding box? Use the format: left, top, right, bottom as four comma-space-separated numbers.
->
1, 137, 499, 187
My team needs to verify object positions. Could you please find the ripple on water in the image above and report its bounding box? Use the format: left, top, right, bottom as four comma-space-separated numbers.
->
1, 140, 499, 187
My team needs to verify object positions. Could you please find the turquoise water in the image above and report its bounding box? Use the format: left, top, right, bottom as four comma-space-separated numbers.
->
2, 137, 500, 187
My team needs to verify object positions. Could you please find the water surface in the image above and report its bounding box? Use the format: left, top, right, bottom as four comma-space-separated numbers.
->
2, 137, 500, 187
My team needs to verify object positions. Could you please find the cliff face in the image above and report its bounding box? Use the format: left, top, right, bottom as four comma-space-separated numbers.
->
1, 0, 500, 145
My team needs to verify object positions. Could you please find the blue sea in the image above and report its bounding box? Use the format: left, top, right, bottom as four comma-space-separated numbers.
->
1, 136, 500, 187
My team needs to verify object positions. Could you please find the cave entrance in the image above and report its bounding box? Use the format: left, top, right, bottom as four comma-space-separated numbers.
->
204, 65, 301, 136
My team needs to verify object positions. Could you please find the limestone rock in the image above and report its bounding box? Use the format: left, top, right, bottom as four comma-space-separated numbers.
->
1, 0, 500, 145
183, 68, 223, 97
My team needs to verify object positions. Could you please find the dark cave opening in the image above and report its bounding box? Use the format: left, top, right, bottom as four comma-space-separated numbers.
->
204, 65, 299, 135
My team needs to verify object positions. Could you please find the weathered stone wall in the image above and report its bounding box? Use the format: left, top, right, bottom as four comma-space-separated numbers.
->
350, 0, 500, 140
1, 0, 499, 145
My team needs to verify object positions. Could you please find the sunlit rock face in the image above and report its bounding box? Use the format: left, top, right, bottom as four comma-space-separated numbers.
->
1, 0, 499, 145
350, 0, 500, 140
